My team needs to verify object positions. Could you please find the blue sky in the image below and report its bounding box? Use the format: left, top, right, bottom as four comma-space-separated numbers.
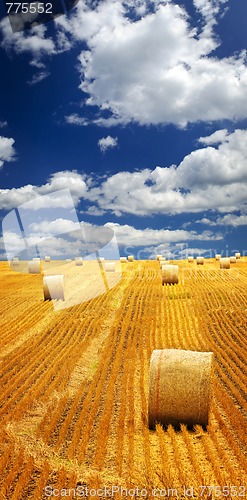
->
0, 0, 246, 260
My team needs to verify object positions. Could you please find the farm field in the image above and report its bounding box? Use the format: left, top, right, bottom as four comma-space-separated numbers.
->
0, 258, 246, 499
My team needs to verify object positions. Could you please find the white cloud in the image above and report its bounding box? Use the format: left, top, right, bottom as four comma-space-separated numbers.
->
0, 136, 16, 169
196, 213, 247, 227
27, 70, 50, 85
98, 135, 118, 152
198, 129, 230, 145
0, 171, 89, 210
1, 129, 247, 215
105, 222, 221, 247
60, 0, 247, 127
65, 114, 89, 126
0, 121, 8, 128
85, 129, 247, 215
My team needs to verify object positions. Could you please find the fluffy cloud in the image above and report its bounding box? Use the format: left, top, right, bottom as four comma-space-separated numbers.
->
195, 214, 247, 227
0, 171, 89, 210
98, 136, 118, 152
57, 0, 247, 127
0, 136, 16, 169
1, 129, 247, 215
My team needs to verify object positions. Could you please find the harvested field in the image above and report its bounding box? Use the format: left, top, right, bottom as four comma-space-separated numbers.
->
0, 258, 246, 499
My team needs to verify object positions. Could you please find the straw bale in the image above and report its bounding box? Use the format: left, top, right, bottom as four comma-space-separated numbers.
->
235, 252, 241, 259
44, 256, 51, 262
159, 259, 166, 268
104, 261, 115, 272
196, 257, 204, 265
148, 349, 214, 428
215, 254, 221, 261
161, 264, 179, 285
128, 255, 134, 262
75, 257, 83, 266
120, 257, 127, 263
187, 256, 194, 263
43, 275, 64, 301
230, 256, 236, 263
28, 261, 41, 274
66, 259, 72, 262
156, 255, 162, 261
220, 257, 230, 269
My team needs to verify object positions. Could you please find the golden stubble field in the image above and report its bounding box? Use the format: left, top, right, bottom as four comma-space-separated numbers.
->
0, 258, 246, 499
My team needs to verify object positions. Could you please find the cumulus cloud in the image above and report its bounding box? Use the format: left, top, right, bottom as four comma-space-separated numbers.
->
0, 171, 89, 210
0, 129, 247, 216
0, 121, 8, 128
65, 114, 89, 126
58, 0, 247, 127
0, 136, 16, 169
98, 135, 118, 152
196, 213, 247, 227
198, 129, 230, 145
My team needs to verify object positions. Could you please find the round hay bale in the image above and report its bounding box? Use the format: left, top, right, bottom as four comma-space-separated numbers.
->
105, 261, 115, 272
235, 252, 241, 259
12, 257, 19, 266
43, 275, 64, 301
156, 254, 162, 261
230, 256, 236, 263
44, 256, 51, 262
187, 256, 194, 263
128, 255, 134, 262
220, 257, 230, 269
66, 258, 72, 262
159, 259, 166, 268
33, 257, 40, 261
98, 257, 105, 263
28, 261, 41, 274
161, 264, 179, 285
196, 257, 204, 265
215, 254, 221, 261
75, 258, 83, 266
120, 257, 127, 263
148, 349, 214, 428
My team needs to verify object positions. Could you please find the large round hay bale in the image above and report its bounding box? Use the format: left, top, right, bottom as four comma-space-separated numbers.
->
159, 259, 166, 268
161, 264, 178, 285
105, 261, 115, 272
230, 256, 236, 263
75, 257, 83, 266
12, 257, 19, 266
187, 256, 194, 263
235, 252, 241, 259
120, 257, 127, 263
128, 255, 134, 262
28, 261, 41, 274
215, 254, 221, 261
196, 257, 204, 265
220, 257, 230, 269
148, 349, 214, 428
44, 256, 51, 262
98, 257, 105, 263
156, 254, 162, 261
43, 275, 64, 301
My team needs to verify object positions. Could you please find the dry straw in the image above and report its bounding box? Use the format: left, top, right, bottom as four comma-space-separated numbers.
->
44, 256, 51, 262
148, 349, 214, 428
196, 257, 204, 265
104, 261, 115, 272
43, 275, 65, 301
161, 264, 179, 285
220, 257, 230, 269
28, 261, 41, 274
215, 254, 221, 261
235, 252, 241, 259
230, 256, 236, 263
128, 255, 134, 262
